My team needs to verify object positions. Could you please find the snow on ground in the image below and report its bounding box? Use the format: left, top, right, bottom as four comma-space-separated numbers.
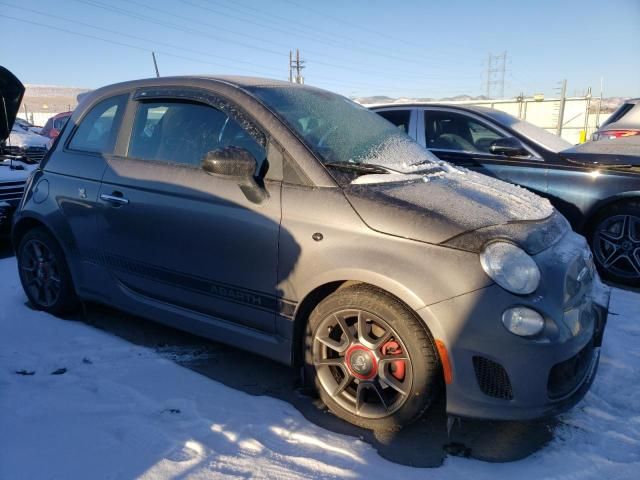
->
0, 255, 639, 479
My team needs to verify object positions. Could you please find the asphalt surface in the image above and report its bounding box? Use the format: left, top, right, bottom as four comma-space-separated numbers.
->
1, 242, 556, 467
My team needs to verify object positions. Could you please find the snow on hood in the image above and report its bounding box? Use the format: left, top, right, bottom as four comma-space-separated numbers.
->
345, 167, 554, 245
8, 126, 48, 148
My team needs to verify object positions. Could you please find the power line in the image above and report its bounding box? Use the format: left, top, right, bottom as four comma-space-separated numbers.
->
111, 0, 478, 81
0, 2, 282, 75
0, 11, 472, 95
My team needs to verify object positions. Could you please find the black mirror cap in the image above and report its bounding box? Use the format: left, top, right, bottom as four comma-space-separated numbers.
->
489, 137, 529, 157
202, 146, 257, 178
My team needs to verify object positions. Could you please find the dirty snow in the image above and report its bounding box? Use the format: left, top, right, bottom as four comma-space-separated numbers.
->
1, 255, 639, 479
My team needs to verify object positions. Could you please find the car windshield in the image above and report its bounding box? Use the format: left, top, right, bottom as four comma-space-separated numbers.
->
246, 85, 440, 175
481, 109, 573, 153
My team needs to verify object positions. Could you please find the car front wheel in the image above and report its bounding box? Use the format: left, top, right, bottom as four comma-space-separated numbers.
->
304, 284, 440, 430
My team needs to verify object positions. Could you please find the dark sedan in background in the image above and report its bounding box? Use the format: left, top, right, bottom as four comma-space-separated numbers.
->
372, 104, 640, 286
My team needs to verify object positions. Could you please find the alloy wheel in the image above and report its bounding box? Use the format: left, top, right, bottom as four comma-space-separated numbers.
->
593, 214, 640, 280
20, 239, 62, 308
312, 308, 412, 419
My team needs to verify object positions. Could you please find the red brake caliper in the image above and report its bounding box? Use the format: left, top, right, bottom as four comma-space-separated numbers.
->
381, 341, 405, 381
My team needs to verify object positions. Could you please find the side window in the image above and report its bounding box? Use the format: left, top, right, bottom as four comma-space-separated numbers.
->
424, 110, 505, 154
376, 109, 411, 134
68, 95, 127, 153
53, 115, 69, 130
128, 100, 267, 171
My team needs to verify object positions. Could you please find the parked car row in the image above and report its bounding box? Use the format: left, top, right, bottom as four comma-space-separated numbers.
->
2, 66, 615, 432
372, 104, 640, 286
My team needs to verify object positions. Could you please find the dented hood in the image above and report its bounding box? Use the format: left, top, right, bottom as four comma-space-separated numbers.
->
344, 169, 556, 246
0, 66, 25, 143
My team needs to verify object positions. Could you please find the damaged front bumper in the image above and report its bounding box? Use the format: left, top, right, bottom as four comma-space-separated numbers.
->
418, 232, 610, 421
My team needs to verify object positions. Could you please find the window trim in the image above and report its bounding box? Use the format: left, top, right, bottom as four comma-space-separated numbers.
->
372, 106, 417, 140
419, 106, 543, 161
64, 93, 129, 156
123, 87, 274, 176
126, 87, 267, 163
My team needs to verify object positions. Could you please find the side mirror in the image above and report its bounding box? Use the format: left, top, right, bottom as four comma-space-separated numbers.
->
201, 146, 257, 178
489, 137, 529, 157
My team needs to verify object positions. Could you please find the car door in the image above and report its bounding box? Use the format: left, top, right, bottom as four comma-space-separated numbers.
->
97, 88, 282, 333
419, 107, 549, 197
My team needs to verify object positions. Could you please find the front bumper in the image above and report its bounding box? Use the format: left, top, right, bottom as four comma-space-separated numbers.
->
418, 234, 610, 421
0, 201, 14, 236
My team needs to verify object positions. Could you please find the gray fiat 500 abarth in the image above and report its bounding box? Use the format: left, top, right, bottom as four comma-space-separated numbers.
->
8, 72, 609, 430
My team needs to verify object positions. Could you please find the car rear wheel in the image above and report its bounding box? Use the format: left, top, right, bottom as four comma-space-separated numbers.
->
589, 202, 640, 287
17, 227, 79, 315
304, 284, 440, 431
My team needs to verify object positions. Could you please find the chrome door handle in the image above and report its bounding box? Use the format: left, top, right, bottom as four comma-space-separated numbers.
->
100, 193, 129, 205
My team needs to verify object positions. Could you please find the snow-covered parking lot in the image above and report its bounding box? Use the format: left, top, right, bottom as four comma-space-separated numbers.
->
1, 253, 639, 479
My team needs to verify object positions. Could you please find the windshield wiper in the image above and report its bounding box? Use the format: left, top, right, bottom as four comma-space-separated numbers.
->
323, 161, 398, 175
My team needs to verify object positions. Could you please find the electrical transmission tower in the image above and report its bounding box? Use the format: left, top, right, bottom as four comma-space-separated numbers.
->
485, 51, 507, 99
289, 49, 305, 84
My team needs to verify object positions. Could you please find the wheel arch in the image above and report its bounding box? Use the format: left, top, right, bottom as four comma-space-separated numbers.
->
582, 192, 640, 234
290, 272, 429, 367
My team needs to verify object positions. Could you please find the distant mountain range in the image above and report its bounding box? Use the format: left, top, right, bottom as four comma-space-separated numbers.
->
19, 84, 631, 115
354, 94, 629, 113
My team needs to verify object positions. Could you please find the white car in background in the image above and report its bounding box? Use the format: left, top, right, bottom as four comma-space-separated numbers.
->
4, 121, 48, 163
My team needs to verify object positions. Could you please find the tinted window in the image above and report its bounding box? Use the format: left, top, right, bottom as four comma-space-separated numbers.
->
53, 115, 69, 130
68, 95, 127, 153
376, 109, 411, 134
602, 102, 634, 127
424, 110, 505, 153
128, 100, 266, 169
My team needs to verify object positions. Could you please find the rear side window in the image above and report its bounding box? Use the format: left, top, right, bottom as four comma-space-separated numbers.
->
376, 109, 411, 134
602, 102, 634, 127
53, 115, 69, 130
68, 94, 127, 154
128, 100, 266, 169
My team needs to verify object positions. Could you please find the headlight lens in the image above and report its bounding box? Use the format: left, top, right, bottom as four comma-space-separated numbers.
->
502, 307, 545, 337
480, 242, 541, 294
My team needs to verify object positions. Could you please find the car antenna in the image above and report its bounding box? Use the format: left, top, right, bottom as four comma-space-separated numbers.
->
152, 52, 160, 78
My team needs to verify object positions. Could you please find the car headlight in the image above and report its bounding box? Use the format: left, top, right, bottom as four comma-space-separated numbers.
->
480, 242, 541, 294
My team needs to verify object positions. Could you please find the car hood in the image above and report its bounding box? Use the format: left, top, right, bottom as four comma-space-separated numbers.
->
0, 67, 25, 143
344, 167, 556, 247
560, 137, 640, 167
9, 128, 48, 148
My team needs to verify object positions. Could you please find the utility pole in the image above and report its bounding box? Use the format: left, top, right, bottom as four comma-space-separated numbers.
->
555, 79, 567, 136
152, 51, 160, 78
289, 48, 305, 84
485, 51, 507, 99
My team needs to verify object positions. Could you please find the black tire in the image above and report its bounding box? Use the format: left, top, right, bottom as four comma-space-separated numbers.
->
304, 284, 440, 431
17, 227, 80, 315
587, 201, 640, 287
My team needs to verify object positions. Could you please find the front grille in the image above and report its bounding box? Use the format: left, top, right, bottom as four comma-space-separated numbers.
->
1, 145, 46, 163
548, 338, 595, 399
24, 146, 46, 163
473, 356, 514, 400
0, 180, 26, 203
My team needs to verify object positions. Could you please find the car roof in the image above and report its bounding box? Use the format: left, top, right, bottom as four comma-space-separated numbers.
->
369, 102, 499, 116
87, 75, 303, 96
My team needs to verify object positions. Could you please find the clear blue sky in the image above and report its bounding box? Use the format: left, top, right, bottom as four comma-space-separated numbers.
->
1, 0, 639, 98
